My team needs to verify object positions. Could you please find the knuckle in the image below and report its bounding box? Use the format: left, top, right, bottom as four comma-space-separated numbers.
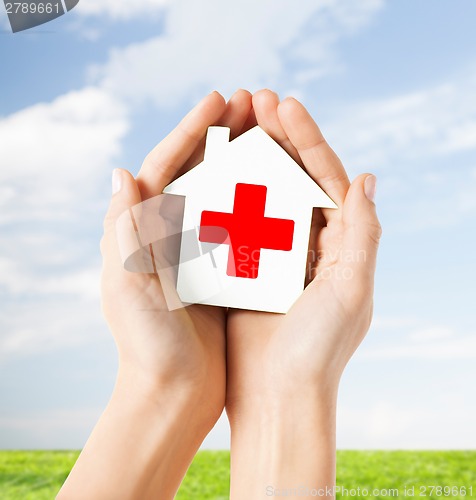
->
143, 153, 170, 180
178, 121, 203, 144
142, 152, 156, 170
368, 221, 383, 246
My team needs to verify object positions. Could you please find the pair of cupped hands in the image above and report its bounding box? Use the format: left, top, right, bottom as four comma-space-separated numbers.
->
96, 89, 381, 498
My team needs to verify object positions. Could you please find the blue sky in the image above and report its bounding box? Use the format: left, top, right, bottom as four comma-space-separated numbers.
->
0, 0, 475, 449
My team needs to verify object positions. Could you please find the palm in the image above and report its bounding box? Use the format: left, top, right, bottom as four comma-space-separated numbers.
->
226, 91, 378, 406
107, 270, 225, 381
129, 90, 251, 378
103, 91, 254, 428
226, 210, 351, 395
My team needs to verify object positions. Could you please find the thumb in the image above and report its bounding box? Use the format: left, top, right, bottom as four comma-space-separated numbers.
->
342, 174, 382, 287
101, 168, 142, 269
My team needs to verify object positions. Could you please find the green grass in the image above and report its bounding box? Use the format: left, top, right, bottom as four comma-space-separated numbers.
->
0, 451, 79, 500
335, 451, 476, 499
0, 450, 475, 499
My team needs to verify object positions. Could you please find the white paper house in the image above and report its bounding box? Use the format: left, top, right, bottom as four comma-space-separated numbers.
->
163, 126, 337, 313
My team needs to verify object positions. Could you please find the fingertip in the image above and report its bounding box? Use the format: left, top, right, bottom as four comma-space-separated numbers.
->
112, 167, 138, 194
180, 91, 227, 140
104, 169, 141, 241
213, 91, 227, 107
110, 168, 141, 203
281, 96, 297, 104
343, 173, 381, 238
225, 89, 252, 114
347, 173, 377, 203
252, 89, 279, 106
201, 91, 227, 116
341, 174, 382, 288
277, 96, 305, 120
229, 88, 252, 102
209, 89, 225, 102
217, 89, 253, 139
112, 168, 123, 195
277, 98, 295, 127
364, 174, 377, 203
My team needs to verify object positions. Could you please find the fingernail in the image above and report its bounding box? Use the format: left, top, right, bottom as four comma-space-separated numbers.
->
112, 169, 122, 195
364, 174, 377, 202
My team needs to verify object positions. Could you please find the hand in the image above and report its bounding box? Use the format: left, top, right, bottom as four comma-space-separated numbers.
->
100, 93, 233, 424
59, 90, 254, 499
225, 90, 382, 497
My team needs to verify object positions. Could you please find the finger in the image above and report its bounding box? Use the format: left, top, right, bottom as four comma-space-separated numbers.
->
277, 97, 350, 220
252, 89, 301, 164
136, 91, 226, 199
240, 105, 257, 134
181, 89, 253, 174
217, 89, 253, 139
252, 90, 326, 273
341, 174, 382, 289
101, 168, 142, 273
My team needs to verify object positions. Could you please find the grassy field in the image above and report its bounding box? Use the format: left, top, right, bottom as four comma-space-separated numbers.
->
0, 450, 475, 499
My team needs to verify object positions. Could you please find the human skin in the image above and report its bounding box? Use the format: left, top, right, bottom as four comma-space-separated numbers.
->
57, 90, 253, 499
58, 89, 381, 499
226, 90, 381, 498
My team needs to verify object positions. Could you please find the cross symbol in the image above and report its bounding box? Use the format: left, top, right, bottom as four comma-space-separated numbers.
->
199, 183, 295, 279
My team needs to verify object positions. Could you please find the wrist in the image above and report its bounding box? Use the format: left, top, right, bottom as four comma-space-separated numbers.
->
226, 369, 339, 423
114, 364, 223, 433
228, 386, 338, 436
60, 366, 214, 500
227, 389, 338, 499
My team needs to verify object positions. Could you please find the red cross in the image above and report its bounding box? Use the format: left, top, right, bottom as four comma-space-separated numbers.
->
199, 183, 294, 279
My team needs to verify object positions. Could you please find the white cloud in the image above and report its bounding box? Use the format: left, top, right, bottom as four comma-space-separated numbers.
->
0, 0, 384, 363
0, 297, 106, 358
356, 334, 476, 360
360, 334, 476, 360
95, 0, 384, 107
0, 256, 100, 300
76, 0, 169, 19
338, 399, 476, 449
371, 315, 419, 330
0, 86, 128, 223
408, 326, 454, 342
320, 69, 476, 230
326, 72, 476, 171
360, 319, 476, 360
0, 87, 126, 360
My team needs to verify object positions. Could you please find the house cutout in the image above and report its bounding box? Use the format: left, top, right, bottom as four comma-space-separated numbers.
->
163, 126, 337, 313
